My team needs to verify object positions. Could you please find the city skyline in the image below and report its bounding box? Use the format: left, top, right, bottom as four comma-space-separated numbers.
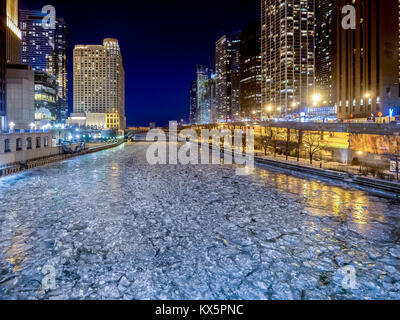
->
19, 0, 261, 127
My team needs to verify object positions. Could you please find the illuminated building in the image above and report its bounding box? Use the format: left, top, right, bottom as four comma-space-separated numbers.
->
6, 0, 21, 64
215, 33, 241, 122
261, 0, 315, 116
189, 80, 197, 124
73, 39, 126, 130
0, 0, 6, 130
240, 22, 262, 120
46, 18, 68, 123
189, 67, 216, 125
19, 9, 68, 123
336, 0, 400, 120
34, 71, 57, 128
66, 112, 120, 130
208, 72, 217, 123
196, 65, 211, 124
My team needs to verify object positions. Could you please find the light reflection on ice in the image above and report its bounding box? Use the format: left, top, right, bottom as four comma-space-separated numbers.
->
0, 142, 399, 300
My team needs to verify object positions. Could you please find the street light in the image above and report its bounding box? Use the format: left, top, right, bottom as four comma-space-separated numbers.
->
265, 105, 273, 120
364, 92, 373, 99
9, 122, 15, 132
30, 123, 35, 132
312, 93, 322, 106
357, 151, 364, 172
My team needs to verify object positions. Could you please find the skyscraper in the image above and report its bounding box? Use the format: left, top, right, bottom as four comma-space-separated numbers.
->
336, 0, 400, 120
215, 33, 241, 122
189, 79, 197, 125
240, 21, 262, 120
261, 0, 315, 117
0, 0, 7, 130
196, 65, 211, 124
6, 0, 21, 64
20, 9, 68, 123
314, 0, 337, 116
208, 72, 217, 123
46, 18, 68, 123
73, 39, 126, 130
215, 35, 230, 122
230, 34, 241, 121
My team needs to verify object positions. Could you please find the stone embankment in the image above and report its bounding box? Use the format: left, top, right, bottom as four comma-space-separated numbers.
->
0, 141, 124, 178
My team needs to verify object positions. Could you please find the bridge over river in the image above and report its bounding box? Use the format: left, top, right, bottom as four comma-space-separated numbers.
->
0, 142, 399, 299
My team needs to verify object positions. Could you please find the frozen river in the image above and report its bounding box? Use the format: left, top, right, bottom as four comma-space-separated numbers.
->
0, 142, 400, 300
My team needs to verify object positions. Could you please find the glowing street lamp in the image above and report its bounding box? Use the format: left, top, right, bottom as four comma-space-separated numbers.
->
312, 93, 322, 106
30, 123, 35, 132
264, 105, 273, 120
364, 92, 373, 99
357, 151, 364, 171
9, 122, 15, 132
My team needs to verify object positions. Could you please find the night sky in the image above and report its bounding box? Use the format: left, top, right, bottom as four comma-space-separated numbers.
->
20, 0, 260, 126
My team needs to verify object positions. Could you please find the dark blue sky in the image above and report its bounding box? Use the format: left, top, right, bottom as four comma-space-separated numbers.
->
20, 0, 260, 126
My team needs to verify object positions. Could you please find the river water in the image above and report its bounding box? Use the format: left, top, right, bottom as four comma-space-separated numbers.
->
0, 142, 399, 299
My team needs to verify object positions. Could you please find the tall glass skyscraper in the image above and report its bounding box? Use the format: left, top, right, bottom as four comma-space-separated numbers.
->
19, 9, 68, 123
196, 65, 211, 124
215, 33, 241, 122
189, 80, 197, 125
261, 0, 315, 117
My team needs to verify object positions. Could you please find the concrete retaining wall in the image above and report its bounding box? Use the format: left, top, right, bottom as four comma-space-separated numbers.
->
0, 131, 60, 166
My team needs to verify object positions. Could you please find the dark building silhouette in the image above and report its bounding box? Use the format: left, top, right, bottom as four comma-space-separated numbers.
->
189, 80, 197, 124
336, 0, 400, 120
240, 21, 262, 120
0, 0, 6, 130
314, 0, 337, 116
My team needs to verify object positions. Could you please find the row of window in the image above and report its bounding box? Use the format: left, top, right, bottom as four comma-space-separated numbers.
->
3, 136, 49, 153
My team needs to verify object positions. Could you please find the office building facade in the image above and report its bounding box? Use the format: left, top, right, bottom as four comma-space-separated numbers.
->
336, 0, 400, 120
189, 80, 197, 124
261, 0, 315, 117
196, 65, 211, 124
73, 39, 126, 130
20, 9, 68, 123
315, 0, 337, 115
6, 0, 21, 64
240, 22, 262, 120
215, 33, 241, 122
34, 71, 57, 127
